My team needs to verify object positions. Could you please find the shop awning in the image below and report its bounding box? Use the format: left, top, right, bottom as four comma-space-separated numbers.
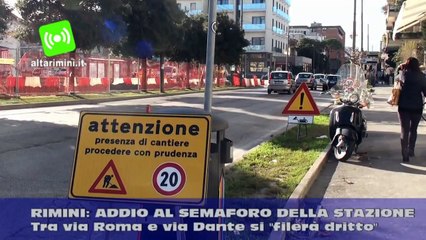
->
393, 0, 426, 40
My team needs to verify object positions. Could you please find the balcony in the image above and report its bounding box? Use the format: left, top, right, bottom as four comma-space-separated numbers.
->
239, 3, 266, 11
217, 4, 233, 12
243, 24, 266, 31
273, 26, 284, 35
187, 10, 203, 15
244, 45, 266, 52
273, 7, 290, 22
394, 32, 423, 40
273, 47, 283, 53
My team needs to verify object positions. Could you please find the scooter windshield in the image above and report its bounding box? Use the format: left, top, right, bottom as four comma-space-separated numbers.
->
329, 64, 372, 107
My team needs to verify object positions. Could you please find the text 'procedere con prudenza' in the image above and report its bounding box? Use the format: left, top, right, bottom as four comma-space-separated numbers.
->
82, 118, 204, 158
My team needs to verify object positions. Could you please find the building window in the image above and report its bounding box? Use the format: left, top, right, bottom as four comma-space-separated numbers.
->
252, 37, 265, 45
252, 0, 264, 3
190, 3, 196, 10
252, 16, 265, 24
218, 0, 229, 4
272, 19, 274, 27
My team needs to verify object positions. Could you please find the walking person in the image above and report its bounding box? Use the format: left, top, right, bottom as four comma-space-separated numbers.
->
397, 57, 426, 162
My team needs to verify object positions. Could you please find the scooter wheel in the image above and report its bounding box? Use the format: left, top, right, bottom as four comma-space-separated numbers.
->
333, 140, 355, 162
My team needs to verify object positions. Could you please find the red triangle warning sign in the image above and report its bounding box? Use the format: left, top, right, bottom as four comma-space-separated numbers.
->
282, 82, 320, 115
89, 160, 127, 194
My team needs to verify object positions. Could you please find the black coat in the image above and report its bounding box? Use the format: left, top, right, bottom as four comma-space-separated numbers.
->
398, 70, 426, 113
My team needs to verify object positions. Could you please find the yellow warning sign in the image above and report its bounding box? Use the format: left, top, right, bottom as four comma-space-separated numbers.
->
282, 82, 320, 115
69, 112, 211, 204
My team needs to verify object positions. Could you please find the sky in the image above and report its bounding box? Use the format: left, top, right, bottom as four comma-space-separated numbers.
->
290, 0, 388, 51
5, 0, 388, 51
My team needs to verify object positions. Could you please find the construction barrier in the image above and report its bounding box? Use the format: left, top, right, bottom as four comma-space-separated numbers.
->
0, 73, 263, 96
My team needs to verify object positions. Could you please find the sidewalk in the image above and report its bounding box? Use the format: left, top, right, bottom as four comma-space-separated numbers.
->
308, 86, 426, 198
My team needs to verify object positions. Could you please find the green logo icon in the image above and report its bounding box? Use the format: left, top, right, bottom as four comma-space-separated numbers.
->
39, 20, 76, 57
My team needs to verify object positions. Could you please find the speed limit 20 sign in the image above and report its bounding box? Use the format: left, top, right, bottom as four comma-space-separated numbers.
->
153, 163, 186, 196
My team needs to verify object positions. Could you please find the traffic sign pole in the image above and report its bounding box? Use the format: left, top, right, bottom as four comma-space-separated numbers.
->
204, 0, 217, 113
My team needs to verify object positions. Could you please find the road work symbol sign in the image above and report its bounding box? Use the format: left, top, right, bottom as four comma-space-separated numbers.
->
88, 160, 126, 194
69, 112, 211, 205
282, 82, 320, 115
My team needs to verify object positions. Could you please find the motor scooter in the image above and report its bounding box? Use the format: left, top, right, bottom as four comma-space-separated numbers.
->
329, 94, 367, 161
328, 64, 371, 161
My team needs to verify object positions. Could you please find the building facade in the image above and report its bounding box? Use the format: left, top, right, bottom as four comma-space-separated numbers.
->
289, 25, 325, 42
382, 0, 426, 67
310, 23, 345, 73
177, 0, 291, 77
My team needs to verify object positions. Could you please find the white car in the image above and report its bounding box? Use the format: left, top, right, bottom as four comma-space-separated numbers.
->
313, 74, 327, 90
267, 71, 296, 94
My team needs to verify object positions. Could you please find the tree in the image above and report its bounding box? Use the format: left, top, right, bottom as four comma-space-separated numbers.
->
296, 38, 326, 73
170, 14, 208, 88
393, 40, 422, 65
16, 0, 120, 50
171, 13, 248, 88
323, 39, 344, 73
0, 0, 12, 37
16, 0, 123, 93
214, 13, 249, 65
113, 0, 185, 93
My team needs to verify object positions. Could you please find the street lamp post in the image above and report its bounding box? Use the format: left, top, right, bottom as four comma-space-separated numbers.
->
286, 30, 290, 71
285, 50, 288, 71
312, 47, 316, 74
107, 51, 111, 93
352, 0, 357, 59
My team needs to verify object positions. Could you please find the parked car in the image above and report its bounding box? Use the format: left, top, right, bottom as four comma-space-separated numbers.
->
325, 74, 342, 89
313, 74, 327, 90
295, 72, 315, 90
267, 71, 296, 94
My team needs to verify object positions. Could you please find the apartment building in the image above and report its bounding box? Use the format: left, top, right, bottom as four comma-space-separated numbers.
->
289, 26, 324, 42
177, 0, 208, 15
383, 0, 426, 66
177, 0, 291, 76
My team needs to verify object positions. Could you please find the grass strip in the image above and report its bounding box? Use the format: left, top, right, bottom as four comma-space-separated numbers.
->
225, 115, 330, 198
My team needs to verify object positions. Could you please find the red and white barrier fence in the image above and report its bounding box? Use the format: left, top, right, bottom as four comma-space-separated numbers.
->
0, 75, 262, 96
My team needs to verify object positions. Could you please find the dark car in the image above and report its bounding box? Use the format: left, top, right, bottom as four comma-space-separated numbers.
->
326, 74, 341, 89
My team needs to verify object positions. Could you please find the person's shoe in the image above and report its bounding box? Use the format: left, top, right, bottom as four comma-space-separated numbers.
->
403, 155, 410, 162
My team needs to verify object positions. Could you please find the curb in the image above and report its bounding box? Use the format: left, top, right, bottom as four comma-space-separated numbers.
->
289, 143, 332, 199
0, 87, 254, 111
267, 104, 334, 240
267, 143, 333, 240
226, 102, 333, 168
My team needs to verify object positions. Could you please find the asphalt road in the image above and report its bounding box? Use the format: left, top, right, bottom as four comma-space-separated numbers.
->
0, 87, 333, 197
